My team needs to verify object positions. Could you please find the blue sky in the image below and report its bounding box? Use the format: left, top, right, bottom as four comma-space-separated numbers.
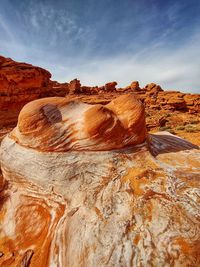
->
0, 0, 200, 93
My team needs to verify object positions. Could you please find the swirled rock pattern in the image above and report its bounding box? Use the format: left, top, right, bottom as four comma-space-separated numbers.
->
10, 94, 146, 151
0, 94, 200, 266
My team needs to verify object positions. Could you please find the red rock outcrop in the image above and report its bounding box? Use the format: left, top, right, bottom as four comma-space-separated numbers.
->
48, 80, 70, 96
68, 79, 81, 94
96, 82, 117, 93
123, 81, 141, 92
144, 82, 163, 92
130, 81, 140, 90
0, 56, 52, 126
183, 94, 200, 113
0, 56, 51, 99
104, 81, 117, 92
0, 54, 199, 129
81, 85, 99, 94
140, 85, 199, 113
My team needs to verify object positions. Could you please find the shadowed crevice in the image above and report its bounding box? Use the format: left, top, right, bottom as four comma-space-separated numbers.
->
148, 132, 199, 156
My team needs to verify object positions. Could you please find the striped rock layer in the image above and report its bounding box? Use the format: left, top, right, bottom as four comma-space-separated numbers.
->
11, 94, 146, 151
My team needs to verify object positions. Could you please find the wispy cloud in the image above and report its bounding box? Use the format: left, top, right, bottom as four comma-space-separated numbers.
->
0, 14, 16, 42
19, 0, 94, 51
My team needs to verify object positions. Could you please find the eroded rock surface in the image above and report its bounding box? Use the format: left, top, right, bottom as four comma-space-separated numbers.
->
0, 95, 200, 267
10, 94, 146, 151
0, 56, 52, 127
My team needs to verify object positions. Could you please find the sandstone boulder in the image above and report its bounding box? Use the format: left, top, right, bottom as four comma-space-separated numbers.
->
68, 79, 81, 94
10, 94, 146, 151
130, 81, 140, 90
144, 83, 163, 93
124, 81, 140, 91
104, 81, 117, 92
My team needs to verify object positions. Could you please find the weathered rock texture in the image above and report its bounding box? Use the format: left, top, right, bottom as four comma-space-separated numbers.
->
11, 94, 146, 151
123, 81, 140, 91
0, 95, 200, 266
0, 56, 52, 127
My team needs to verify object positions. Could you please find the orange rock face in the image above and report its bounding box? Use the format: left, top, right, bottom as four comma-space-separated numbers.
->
144, 88, 199, 113
144, 82, 163, 92
104, 81, 117, 92
123, 81, 140, 92
0, 56, 52, 127
0, 56, 51, 95
11, 94, 146, 151
68, 78, 81, 94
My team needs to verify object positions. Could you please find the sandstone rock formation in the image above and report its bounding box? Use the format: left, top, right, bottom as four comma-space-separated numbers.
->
65, 80, 118, 95
0, 95, 200, 266
81, 85, 99, 95
143, 89, 200, 113
0, 56, 52, 127
48, 80, 70, 96
10, 94, 146, 151
123, 81, 140, 91
144, 83, 163, 92
104, 81, 117, 92
68, 79, 81, 94
0, 56, 51, 95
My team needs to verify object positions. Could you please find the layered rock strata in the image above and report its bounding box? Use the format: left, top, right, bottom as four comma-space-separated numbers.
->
11, 94, 146, 151
0, 56, 52, 127
0, 95, 200, 266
